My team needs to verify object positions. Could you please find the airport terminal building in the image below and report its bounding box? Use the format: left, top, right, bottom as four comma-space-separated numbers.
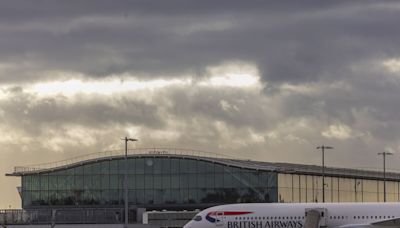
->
7, 148, 400, 211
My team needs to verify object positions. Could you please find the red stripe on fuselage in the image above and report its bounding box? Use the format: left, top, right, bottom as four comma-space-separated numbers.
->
224, 211, 253, 216
209, 211, 253, 216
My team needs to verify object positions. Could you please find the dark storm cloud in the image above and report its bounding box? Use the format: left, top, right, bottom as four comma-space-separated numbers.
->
1, 1, 400, 84
0, 89, 164, 135
3, 0, 400, 208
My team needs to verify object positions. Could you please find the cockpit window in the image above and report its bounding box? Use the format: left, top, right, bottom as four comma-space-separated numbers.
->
193, 215, 202, 221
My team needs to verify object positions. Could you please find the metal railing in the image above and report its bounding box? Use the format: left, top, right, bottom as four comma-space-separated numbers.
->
13, 147, 238, 174
0, 208, 124, 225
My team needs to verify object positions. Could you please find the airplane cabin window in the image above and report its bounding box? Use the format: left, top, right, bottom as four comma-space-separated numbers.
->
193, 215, 202, 221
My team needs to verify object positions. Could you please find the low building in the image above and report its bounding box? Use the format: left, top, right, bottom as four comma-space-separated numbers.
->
6, 148, 400, 225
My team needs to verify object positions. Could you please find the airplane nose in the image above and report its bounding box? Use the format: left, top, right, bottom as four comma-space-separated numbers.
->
183, 221, 192, 228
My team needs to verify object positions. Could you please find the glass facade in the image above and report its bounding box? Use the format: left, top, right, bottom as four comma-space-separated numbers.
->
277, 173, 400, 203
21, 157, 277, 208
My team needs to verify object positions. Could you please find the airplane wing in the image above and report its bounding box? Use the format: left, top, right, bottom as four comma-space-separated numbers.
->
336, 218, 400, 228
371, 218, 400, 227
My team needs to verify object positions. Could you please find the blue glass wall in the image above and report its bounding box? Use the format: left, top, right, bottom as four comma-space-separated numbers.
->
21, 157, 278, 208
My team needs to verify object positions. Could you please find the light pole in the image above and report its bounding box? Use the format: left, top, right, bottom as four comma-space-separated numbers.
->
317, 145, 333, 203
123, 137, 138, 228
378, 152, 393, 202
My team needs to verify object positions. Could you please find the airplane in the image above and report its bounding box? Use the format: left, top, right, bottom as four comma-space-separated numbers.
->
183, 202, 400, 228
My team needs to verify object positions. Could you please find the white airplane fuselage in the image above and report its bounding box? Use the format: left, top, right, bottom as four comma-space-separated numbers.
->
184, 203, 400, 228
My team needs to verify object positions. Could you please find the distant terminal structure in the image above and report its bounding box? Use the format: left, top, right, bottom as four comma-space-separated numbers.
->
5, 148, 400, 226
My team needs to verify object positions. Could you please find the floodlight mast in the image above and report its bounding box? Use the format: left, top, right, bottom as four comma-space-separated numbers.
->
317, 145, 334, 203
123, 137, 138, 228
378, 151, 393, 202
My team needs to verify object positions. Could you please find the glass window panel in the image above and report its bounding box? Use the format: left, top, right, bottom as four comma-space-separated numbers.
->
205, 162, 214, 173
387, 181, 397, 202
313, 176, 322, 203
197, 173, 206, 188
128, 158, 135, 173
162, 174, 171, 189
58, 175, 68, 190
171, 159, 180, 174
188, 160, 197, 173
32, 176, 40, 191
65, 167, 74, 175
171, 189, 180, 204
180, 174, 189, 189
215, 163, 224, 173
153, 158, 162, 174
363, 180, 378, 202
84, 164, 93, 175
268, 173, 277, 188
145, 158, 154, 174
128, 190, 136, 204
355, 179, 362, 202
65, 175, 74, 191
101, 190, 110, 205
92, 163, 102, 175
109, 190, 120, 205
127, 175, 135, 189
136, 189, 145, 204
48, 191, 57, 205
154, 175, 162, 189
110, 175, 120, 190
23, 176, 31, 191
188, 188, 197, 203
300, 175, 307, 203
117, 175, 123, 191
100, 161, 109, 174
136, 158, 145, 174
180, 159, 189, 173
162, 158, 170, 174
206, 174, 215, 188
249, 172, 259, 187
23, 190, 32, 207
171, 174, 179, 188
102, 175, 110, 189
181, 189, 189, 203
224, 173, 234, 188
118, 160, 125, 174
92, 175, 101, 189
215, 173, 224, 188
153, 189, 163, 204
332, 177, 339, 202
136, 174, 145, 189
49, 175, 57, 190
293, 175, 300, 203
110, 160, 120, 174
39, 190, 48, 205
164, 189, 172, 204
75, 175, 83, 190
378, 181, 384, 202
74, 166, 83, 175
188, 173, 197, 188
145, 174, 154, 189
145, 189, 154, 204
40, 175, 48, 190
259, 172, 269, 188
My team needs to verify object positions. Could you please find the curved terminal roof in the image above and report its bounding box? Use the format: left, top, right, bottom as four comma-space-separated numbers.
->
7, 147, 400, 181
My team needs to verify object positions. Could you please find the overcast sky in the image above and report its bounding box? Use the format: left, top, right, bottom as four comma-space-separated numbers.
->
2, 0, 400, 208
